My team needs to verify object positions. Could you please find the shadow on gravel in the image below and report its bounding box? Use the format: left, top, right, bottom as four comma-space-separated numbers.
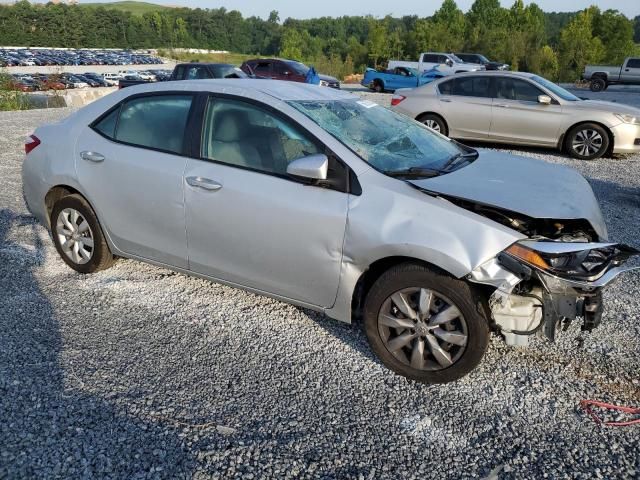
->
0, 209, 194, 478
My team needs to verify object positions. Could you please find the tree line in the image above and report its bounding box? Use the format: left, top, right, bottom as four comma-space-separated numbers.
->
1, 0, 639, 81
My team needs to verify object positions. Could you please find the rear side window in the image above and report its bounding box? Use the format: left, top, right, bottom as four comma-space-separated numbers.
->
626, 58, 640, 68
185, 66, 211, 80
449, 76, 491, 97
93, 95, 193, 154
253, 62, 272, 75
422, 54, 438, 63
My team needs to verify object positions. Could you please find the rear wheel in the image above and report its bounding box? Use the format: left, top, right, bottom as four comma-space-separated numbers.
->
51, 194, 115, 274
363, 263, 489, 384
589, 78, 606, 92
565, 123, 610, 160
417, 113, 448, 136
373, 80, 384, 93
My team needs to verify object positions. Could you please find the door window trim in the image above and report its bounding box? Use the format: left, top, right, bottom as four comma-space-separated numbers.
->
89, 91, 197, 157
492, 76, 555, 104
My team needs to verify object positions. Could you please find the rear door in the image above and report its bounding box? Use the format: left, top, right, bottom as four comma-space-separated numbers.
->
621, 58, 640, 83
489, 76, 563, 146
75, 93, 194, 268
436, 76, 493, 139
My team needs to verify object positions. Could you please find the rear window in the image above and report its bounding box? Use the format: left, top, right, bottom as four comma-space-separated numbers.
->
93, 94, 193, 154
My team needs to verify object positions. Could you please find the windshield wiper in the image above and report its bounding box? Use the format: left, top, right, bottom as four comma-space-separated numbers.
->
383, 166, 443, 178
440, 149, 479, 172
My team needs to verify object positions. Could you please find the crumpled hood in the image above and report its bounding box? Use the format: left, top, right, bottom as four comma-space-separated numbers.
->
409, 151, 607, 239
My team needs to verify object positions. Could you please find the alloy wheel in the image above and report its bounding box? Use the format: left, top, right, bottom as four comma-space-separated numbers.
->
423, 119, 441, 133
572, 129, 603, 157
56, 208, 94, 265
377, 287, 468, 371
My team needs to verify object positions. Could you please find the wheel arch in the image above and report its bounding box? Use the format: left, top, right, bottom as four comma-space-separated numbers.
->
562, 120, 614, 156
349, 256, 458, 324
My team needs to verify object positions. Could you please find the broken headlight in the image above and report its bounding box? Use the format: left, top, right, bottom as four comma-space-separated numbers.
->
502, 241, 638, 280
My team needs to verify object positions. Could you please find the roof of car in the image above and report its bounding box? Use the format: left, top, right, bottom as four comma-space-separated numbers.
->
453, 70, 536, 79
131, 79, 354, 102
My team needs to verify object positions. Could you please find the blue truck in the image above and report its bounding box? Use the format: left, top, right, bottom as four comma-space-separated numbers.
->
361, 66, 449, 92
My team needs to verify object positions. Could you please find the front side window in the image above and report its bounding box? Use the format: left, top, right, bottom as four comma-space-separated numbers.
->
186, 66, 211, 80
94, 95, 192, 154
289, 99, 463, 174
495, 77, 544, 102
201, 98, 321, 174
626, 58, 640, 68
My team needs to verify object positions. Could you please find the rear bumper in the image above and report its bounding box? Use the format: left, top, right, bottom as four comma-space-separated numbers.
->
611, 122, 640, 154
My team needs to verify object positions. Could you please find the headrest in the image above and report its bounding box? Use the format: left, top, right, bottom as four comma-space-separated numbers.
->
213, 109, 247, 143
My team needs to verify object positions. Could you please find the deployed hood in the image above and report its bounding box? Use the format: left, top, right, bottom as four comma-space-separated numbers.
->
409, 151, 607, 239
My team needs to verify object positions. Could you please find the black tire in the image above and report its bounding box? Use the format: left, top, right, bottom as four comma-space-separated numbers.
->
589, 78, 606, 92
565, 122, 610, 160
363, 263, 489, 384
416, 113, 448, 136
373, 80, 384, 93
50, 194, 115, 274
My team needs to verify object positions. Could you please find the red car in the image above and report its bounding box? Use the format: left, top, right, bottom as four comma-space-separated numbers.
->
240, 58, 340, 88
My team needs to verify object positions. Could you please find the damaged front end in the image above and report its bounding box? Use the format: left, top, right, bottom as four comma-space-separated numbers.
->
469, 239, 640, 346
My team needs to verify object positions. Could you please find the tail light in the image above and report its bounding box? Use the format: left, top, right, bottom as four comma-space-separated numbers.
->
25, 135, 41, 155
391, 95, 406, 106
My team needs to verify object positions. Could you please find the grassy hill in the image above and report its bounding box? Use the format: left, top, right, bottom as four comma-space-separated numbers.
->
79, 1, 173, 16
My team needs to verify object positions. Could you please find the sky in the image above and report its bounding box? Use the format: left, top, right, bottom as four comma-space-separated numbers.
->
112, 0, 640, 19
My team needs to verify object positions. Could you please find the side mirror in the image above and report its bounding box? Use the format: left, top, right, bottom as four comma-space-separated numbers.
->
286, 154, 328, 181
446, 59, 453, 67
538, 95, 552, 105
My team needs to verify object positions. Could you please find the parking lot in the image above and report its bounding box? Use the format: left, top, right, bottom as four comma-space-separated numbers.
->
1, 94, 639, 478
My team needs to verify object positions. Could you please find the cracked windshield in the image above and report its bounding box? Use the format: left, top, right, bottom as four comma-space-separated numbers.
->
289, 99, 464, 173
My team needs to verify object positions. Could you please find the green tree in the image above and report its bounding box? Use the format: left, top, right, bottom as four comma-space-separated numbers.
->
365, 19, 389, 68
558, 8, 605, 81
592, 9, 637, 64
279, 28, 303, 60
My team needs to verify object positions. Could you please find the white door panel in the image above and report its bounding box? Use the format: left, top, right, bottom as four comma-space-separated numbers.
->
184, 160, 348, 307
75, 128, 188, 268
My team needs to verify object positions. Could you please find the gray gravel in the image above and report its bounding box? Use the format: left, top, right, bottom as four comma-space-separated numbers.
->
1, 103, 639, 479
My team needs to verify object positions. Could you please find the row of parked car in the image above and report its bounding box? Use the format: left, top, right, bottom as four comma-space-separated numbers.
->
0, 48, 164, 67
5, 70, 172, 91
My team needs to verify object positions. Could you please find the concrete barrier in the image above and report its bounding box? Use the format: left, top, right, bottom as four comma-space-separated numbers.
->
27, 87, 117, 108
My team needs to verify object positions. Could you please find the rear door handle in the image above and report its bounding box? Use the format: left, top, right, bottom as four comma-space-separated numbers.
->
495, 104, 510, 108
80, 151, 105, 162
186, 176, 222, 191
440, 98, 452, 103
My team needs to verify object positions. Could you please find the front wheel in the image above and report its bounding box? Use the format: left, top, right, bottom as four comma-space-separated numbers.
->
565, 123, 610, 160
363, 263, 489, 384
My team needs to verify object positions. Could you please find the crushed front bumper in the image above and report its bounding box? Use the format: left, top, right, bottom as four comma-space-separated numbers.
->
469, 241, 640, 345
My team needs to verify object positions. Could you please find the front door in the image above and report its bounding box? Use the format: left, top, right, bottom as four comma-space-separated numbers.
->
489, 77, 563, 146
184, 96, 349, 307
75, 94, 193, 268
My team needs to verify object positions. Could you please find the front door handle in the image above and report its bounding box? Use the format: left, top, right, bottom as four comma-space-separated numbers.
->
80, 151, 105, 162
186, 176, 222, 191
440, 98, 452, 103
495, 104, 510, 108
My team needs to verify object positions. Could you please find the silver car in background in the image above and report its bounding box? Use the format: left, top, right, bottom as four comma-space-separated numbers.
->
391, 71, 640, 160
22, 80, 639, 383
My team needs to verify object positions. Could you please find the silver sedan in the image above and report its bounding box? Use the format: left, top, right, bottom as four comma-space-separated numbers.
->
22, 80, 638, 383
391, 71, 640, 160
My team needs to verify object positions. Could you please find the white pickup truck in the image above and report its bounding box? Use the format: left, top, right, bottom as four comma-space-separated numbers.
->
583, 57, 640, 92
388, 52, 484, 74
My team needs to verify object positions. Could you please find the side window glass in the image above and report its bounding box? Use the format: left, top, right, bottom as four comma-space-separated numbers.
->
451, 77, 491, 97
114, 95, 192, 154
512, 79, 544, 102
186, 66, 211, 80
495, 78, 515, 100
273, 62, 289, 75
254, 62, 271, 75
438, 79, 453, 95
626, 59, 640, 68
201, 98, 321, 175
94, 106, 119, 138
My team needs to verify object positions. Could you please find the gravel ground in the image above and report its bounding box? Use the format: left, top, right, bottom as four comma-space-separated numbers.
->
1, 100, 639, 479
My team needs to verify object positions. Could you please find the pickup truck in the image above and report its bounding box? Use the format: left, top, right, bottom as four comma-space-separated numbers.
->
583, 57, 640, 92
361, 66, 449, 92
118, 62, 248, 89
388, 52, 484, 74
